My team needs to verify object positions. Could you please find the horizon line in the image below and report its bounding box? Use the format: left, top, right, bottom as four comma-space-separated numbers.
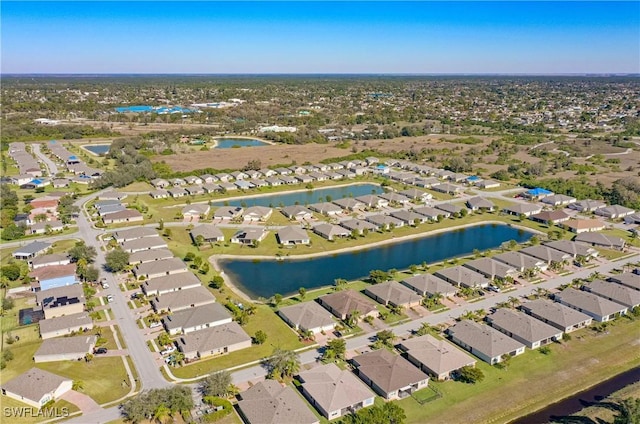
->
3, 72, 639, 77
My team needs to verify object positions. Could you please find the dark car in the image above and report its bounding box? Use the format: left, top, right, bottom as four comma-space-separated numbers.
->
94, 347, 108, 354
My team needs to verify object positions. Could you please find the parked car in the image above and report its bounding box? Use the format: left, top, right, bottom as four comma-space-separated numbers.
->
149, 321, 162, 329
487, 285, 501, 293
102, 282, 109, 289
106, 295, 114, 303
94, 347, 108, 354
160, 346, 176, 356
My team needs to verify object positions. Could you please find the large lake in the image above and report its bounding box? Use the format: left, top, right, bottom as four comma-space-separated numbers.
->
219, 223, 532, 298
212, 183, 383, 207
215, 138, 269, 148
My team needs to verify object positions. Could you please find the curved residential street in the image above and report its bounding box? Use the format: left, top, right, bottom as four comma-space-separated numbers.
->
31, 142, 59, 176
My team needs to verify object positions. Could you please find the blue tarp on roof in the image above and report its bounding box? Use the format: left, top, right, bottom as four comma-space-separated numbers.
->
527, 187, 553, 196
30, 179, 43, 184
467, 176, 481, 181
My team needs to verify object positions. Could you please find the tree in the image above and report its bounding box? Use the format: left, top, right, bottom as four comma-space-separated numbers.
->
322, 338, 346, 362
57, 195, 79, 224
347, 309, 361, 327
415, 323, 437, 337
1, 264, 21, 281
193, 256, 203, 269
374, 330, 395, 348
157, 333, 172, 346
105, 248, 129, 272
298, 287, 306, 300
457, 366, 485, 384
271, 293, 283, 307
369, 269, 390, 284
194, 234, 205, 247
613, 398, 640, 424
334, 278, 347, 291
72, 380, 84, 391
253, 330, 267, 345
210, 275, 224, 289
84, 266, 100, 282
68, 242, 97, 263
200, 262, 210, 274
153, 404, 172, 424
200, 370, 233, 397
341, 401, 406, 424
264, 348, 301, 381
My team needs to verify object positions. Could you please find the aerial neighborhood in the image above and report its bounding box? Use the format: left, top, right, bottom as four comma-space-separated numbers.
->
1, 74, 639, 424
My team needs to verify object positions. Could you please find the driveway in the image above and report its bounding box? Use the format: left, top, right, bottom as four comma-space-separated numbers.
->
60, 390, 101, 414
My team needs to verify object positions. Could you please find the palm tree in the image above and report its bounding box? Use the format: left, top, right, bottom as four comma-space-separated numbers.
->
265, 348, 301, 381
508, 296, 520, 308
171, 351, 185, 366
347, 309, 361, 327
72, 380, 84, 391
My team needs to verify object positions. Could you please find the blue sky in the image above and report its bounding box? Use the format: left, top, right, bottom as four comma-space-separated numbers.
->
2, 1, 638, 74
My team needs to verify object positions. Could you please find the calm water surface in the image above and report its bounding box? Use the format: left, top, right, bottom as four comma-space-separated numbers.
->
83, 144, 110, 155
219, 223, 532, 298
215, 138, 268, 148
212, 183, 383, 207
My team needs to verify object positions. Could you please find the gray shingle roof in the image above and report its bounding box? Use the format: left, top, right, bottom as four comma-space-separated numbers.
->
555, 288, 627, 318
398, 335, 476, 377
487, 309, 562, 345
401, 274, 457, 296
151, 286, 216, 312
448, 320, 524, 359
143, 272, 202, 295
2, 368, 71, 403
583, 280, 640, 308
434, 266, 489, 288
520, 299, 592, 330
34, 335, 97, 357
318, 290, 377, 319
352, 349, 429, 394
463, 258, 517, 280
238, 380, 319, 424
278, 302, 336, 332
162, 303, 231, 334
365, 281, 423, 307
178, 321, 250, 354
39, 312, 93, 335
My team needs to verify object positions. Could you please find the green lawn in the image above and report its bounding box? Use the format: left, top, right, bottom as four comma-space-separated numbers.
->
37, 357, 131, 405
399, 317, 640, 424
170, 304, 304, 379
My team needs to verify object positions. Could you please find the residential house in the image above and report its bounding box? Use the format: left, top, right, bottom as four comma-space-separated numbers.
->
278, 301, 337, 334
29, 264, 76, 291
530, 210, 571, 225
574, 232, 626, 250
554, 288, 628, 322
98, 190, 127, 201
476, 180, 501, 189
352, 349, 429, 400
29, 220, 64, 235
265, 177, 284, 187
312, 223, 351, 241
37, 285, 85, 319
466, 197, 495, 212
184, 176, 203, 185
243, 206, 273, 222
281, 205, 313, 221
434, 266, 489, 288
185, 185, 205, 196
568, 199, 607, 213
431, 183, 463, 195
502, 203, 543, 217
487, 309, 563, 349
235, 180, 254, 190
519, 245, 572, 266
128, 248, 174, 265
120, 237, 168, 253
12, 241, 51, 260
339, 219, 379, 235
524, 187, 553, 200
151, 286, 217, 313
364, 281, 422, 308
112, 227, 158, 243
168, 187, 188, 198
333, 198, 365, 211
150, 178, 170, 188
366, 214, 405, 230
318, 290, 378, 321
38, 312, 93, 340
447, 320, 525, 365
132, 257, 188, 279
609, 273, 640, 291
355, 195, 388, 209
213, 206, 244, 221
463, 258, 517, 281
541, 194, 576, 207
493, 251, 548, 274
30, 254, 70, 270
182, 204, 210, 220
142, 272, 202, 296
582, 280, 640, 309
379, 192, 412, 206
398, 335, 477, 381
177, 322, 251, 360
520, 299, 593, 333
237, 380, 319, 424
170, 178, 186, 186
298, 363, 375, 420
231, 228, 268, 245
623, 213, 640, 225
202, 183, 221, 194
414, 206, 447, 221
308, 202, 343, 216
595, 205, 636, 219
277, 226, 311, 245
200, 174, 217, 184
102, 209, 144, 225
1, 368, 72, 409
399, 188, 432, 202
543, 240, 599, 261
33, 335, 97, 363
401, 274, 457, 297
563, 219, 606, 234
390, 210, 428, 225
436, 203, 467, 216
162, 303, 232, 335
190, 224, 224, 243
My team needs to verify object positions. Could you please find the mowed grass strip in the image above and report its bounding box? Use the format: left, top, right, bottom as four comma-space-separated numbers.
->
398, 317, 640, 424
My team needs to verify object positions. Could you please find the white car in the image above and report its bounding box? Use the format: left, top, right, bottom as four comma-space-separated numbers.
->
106, 295, 114, 303
102, 282, 109, 289
149, 321, 162, 329
160, 346, 176, 356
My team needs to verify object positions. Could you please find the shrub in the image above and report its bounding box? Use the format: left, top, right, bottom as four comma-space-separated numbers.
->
201, 397, 232, 422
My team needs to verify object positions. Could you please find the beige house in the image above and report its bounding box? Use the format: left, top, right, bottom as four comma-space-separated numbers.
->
398, 335, 477, 381
33, 335, 97, 363
177, 322, 251, 360
2, 368, 72, 408
237, 380, 319, 424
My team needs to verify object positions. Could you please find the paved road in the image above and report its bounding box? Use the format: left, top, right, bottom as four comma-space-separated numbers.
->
227, 253, 639, 385
73, 191, 170, 391
31, 142, 59, 176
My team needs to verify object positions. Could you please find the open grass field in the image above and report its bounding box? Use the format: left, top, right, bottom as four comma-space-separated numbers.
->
398, 317, 640, 424
170, 304, 304, 379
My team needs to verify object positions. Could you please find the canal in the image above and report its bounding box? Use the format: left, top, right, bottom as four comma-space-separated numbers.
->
219, 223, 532, 298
